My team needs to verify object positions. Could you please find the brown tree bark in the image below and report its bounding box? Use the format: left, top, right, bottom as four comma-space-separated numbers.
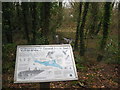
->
21, 3, 30, 43
31, 3, 37, 44
97, 2, 112, 61
79, 2, 89, 56
41, 2, 51, 44
74, 3, 83, 50
2, 3, 14, 43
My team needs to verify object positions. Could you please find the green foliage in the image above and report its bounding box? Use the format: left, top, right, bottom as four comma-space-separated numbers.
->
2, 43, 16, 73
100, 2, 112, 50
104, 38, 119, 64
36, 32, 49, 45
3, 60, 15, 73
76, 64, 87, 71
74, 54, 87, 71
71, 81, 78, 85
2, 43, 16, 61
106, 38, 118, 52
51, 2, 59, 14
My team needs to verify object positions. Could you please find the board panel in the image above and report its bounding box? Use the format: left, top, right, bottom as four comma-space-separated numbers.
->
14, 44, 78, 83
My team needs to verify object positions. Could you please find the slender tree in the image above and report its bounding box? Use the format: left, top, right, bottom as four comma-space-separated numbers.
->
89, 3, 99, 37
112, 0, 115, 8
118, 2, 120, 64
31, 3, 38, 44
74, 3, 83, 50
95, 3, 104, 35
79, 2, 89, 56
15, 2, 22, 31
41, 2, 51, 43
59, 2, 63, 26
95, 17, 102, 35
48, 2, 64, 43
2, 3, 14, 43
21, 3, 30, 43
97, 2, 111, 61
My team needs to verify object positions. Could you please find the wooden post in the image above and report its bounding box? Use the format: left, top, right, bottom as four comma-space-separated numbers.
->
40, 82, 50, 90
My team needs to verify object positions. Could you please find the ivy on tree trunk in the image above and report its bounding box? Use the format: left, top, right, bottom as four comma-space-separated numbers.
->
79, 2, 89, 56
97, 2, 112, 61
74, 3, 83, 50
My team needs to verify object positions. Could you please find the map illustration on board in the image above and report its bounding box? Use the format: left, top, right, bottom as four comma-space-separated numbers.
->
14, 44, 78, 83
34, 60, 63, 69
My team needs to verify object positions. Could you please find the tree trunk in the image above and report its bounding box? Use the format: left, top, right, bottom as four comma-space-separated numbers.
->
74, 3, 82, 50
95, 19, 102, 35
79, 2, 89, 56
21, 2, 30, 44
118, 2, 120, 65
41, 2, 51, 43
51, 2, 63, 43
2, 3, 14, 43
58, 2, 63, 27
16, 2, 21, 30
89, 3, 99, 37
97, 2, 111, 61
31, 3, 37, 44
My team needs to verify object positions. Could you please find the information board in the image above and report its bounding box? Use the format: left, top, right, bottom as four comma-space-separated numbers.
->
14, 44, 78, 83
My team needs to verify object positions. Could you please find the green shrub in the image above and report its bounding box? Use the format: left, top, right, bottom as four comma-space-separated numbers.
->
104, 38, 119, 64
74, 54, 87, 71
2, 43, 16, 61
36, 32, 49, 45
2, 43, 16, 73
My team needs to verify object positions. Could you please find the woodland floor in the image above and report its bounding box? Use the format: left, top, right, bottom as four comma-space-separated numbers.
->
51, 63, 119, 88
2, 62, 119, 88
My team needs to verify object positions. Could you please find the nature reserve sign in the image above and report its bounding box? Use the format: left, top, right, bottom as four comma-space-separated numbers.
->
14, 44, 78, 83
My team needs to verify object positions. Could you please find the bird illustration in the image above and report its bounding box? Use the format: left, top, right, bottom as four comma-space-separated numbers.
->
46, 51, 54, 59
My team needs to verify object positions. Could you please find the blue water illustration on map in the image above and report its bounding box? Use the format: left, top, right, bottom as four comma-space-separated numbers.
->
34, 60, 63, 69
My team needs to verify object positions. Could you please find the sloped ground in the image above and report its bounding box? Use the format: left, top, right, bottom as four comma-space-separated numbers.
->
2, 62, 119, 88
51, 63, 119, 88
